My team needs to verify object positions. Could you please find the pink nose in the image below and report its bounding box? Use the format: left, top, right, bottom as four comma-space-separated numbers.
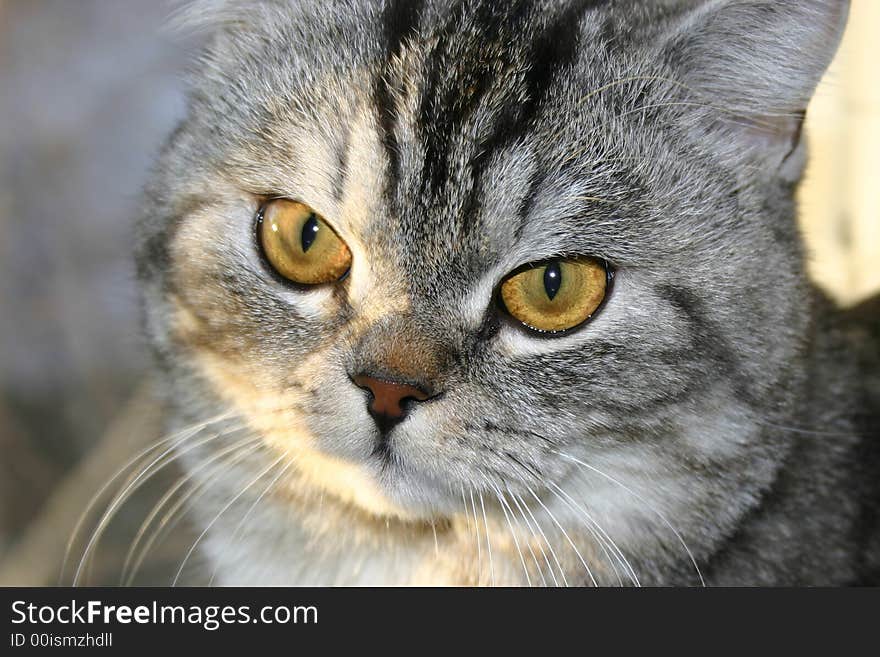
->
351, 374, 431, 419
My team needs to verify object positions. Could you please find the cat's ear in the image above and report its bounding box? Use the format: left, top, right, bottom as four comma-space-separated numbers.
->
662, 0, 849, 180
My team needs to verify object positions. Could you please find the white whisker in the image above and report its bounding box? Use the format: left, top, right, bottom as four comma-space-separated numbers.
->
507, 489, 559, 587
547, 480, 639, 587
489, 484, 531, 587
73, 419, 241, 586
121, 434, 262, 585
527, 486, 597, 587
61, 412, 233, 584
478, 492, 495, 586
207, 453, 296, 586
545, 483, 625, 586
467, 488, 483, 584
556, 451, 704, 586
125, 439, 265, 586
172, 451, 290, 586
430, 520, 440, 559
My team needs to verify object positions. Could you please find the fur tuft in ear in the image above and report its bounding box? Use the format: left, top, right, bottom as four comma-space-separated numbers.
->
663, 0, 849, 177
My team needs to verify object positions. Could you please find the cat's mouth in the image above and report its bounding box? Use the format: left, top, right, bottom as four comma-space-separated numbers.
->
275, 424, 458, 523
283, 439, 420, 519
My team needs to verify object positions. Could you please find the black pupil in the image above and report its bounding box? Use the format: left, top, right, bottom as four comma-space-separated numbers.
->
301, 214, 320, 252
543, 261, 562, 300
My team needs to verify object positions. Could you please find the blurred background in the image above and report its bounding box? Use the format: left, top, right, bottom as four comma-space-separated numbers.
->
0, 1, 878, 585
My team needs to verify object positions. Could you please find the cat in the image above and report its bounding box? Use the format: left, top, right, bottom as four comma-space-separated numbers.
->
128, 0, 880, 585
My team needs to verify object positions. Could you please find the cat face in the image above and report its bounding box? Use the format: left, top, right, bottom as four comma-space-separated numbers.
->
137, 0, 848, 583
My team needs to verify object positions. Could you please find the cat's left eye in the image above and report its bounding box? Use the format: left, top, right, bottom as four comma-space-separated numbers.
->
499, 257, 609, 333
258, 199, 351, 285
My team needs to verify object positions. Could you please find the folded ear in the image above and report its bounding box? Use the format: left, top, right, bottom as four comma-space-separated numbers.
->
662, 0, 850, 179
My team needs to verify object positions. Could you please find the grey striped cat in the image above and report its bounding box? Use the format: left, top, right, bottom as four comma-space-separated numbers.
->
131, 0, 879, 585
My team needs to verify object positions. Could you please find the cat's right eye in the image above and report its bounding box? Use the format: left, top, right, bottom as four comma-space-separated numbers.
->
258, 199, 352, 285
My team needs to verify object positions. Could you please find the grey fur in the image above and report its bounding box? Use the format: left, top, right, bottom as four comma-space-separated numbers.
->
134, 0, 879, 585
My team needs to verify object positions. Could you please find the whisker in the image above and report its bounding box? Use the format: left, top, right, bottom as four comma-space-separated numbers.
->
82, 425, 243, 583
546, 482, 633, 587
488, 483, 532, 587
478, 492, 495, 587
556, 451, 704, 586
73, 419, 242, 586
172, 451, 291, 586
60, 412, 233, 584
507, 489, 560, 587
547, 481, 634, 586
467, 488, 483, 585
506, 451, 621, 585
125, 438, 266, 586
430, 520, 440, 559
207, 452, 296, 586
754, 419, 861, 439
120, 433, 262, 585
125, 439, 265, 586
458, 485, 472, 545
500, 489, 545, 587
526, 486, 597, 587
514, 517, 548, 586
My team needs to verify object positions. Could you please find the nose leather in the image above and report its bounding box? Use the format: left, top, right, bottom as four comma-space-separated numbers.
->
351, 374, 431, 419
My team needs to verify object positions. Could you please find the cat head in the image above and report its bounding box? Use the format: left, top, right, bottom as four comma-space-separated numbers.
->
137, 0, 848, 582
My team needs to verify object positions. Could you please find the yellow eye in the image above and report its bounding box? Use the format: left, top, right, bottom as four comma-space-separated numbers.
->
258, 199, 352, 285
499, 258, 609, 333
